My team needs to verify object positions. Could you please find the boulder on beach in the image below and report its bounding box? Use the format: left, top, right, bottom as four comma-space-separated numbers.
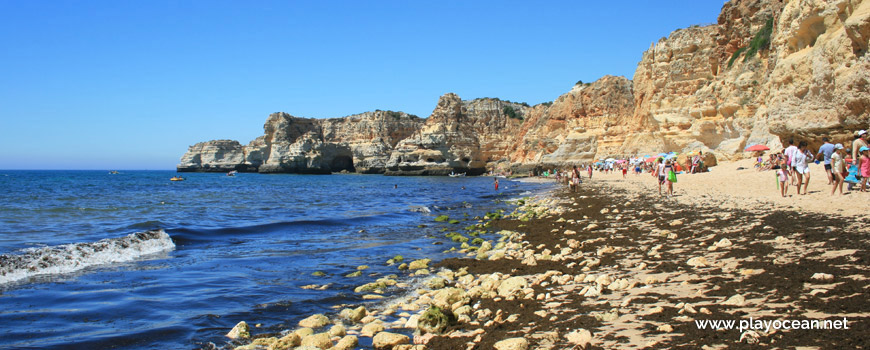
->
274, 332, 301, 348
298, 314, 330, 328
408, 258, 431, 270
417, 306, 456, 335
497, 276, 528, 297
566, 329, 593, 348
340, 306, 367, 323
432, 287, 468, 309
494, 337, 529, 350
361, 322, 385, 337
372, 332, 410, 349
226, 321, 251, 339
300, 332, 332, 349
331, 335, 358, 350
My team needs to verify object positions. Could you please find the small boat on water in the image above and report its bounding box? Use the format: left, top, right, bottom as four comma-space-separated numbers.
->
108, 170, 120, 174
449, 172, 466, 177
170, 176, 185, 181
227, 170, 238, 177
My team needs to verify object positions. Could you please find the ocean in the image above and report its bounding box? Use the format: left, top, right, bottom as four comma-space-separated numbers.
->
0, 170, 549, 349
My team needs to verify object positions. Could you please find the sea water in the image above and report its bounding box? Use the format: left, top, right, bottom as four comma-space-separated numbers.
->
0, 170, 549, 349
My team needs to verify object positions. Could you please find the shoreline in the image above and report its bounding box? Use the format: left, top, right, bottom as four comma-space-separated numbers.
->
218, 168, 868, 349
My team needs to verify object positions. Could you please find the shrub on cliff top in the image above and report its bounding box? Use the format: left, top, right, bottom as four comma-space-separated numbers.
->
503, 106, 523, 120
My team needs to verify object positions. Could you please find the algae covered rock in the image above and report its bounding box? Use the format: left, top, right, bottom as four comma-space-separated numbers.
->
340, 306, 367, 323
417, 306, 456, 335
226, 321, 251, 339
408, 258, 431, 270
273, 332, 301, 349
434, 215, 449, 222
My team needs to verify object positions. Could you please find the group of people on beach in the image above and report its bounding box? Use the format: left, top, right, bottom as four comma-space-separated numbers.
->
765, 130, 870, 196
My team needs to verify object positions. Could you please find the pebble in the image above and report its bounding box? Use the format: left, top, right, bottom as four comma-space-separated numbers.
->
565, 329, 593, 348
493, 337, 529, 350
811, 273, 834, 281
721, 294, 746, 306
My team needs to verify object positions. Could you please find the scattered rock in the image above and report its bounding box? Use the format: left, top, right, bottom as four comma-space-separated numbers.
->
657, 324, 674, 332
372, 332, 410, 349
361, 322, 385, 337
300, 332, 332, 349
298, 314, 330, 328
328, 324, 346, 337
340, 306, 367, 323
811, 273, 834, 281
687, 256, 710, 267
721, 294, 746, 306
417, 306, 456, 335
226, 321, 251, 340
408, 258, 431, 270
497, 276, 528, 298
493, 337, 529, 350
332, 335, 358, 350
669, 219, 683, 226
565, 329, 593, 348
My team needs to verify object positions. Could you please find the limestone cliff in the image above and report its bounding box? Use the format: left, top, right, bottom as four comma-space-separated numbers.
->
385, 94, 527, 175
180, 0, 870, 174
177, 111, 422, 173
628, 0, 869, 158
506, 76, 635, 169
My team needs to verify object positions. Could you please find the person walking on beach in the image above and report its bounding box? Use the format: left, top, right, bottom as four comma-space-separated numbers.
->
859, 146, 870, 192
621, 164, 627, 178
664, 159, 676, 196
777, 159, 789, 197
831, 144, 846, 195
571, 165, 581, 192
816, 137, 835, 185
654, 158, 666, 196
850, 131, 868, 190
587, 164, 593, 179
784, 139, 798, 186
793, 141, 811, 195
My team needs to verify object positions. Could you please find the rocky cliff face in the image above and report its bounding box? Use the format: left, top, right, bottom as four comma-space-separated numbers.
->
177, 111, 422, 173
180, 0, 870, 174
384, 94, 526, 175
506, 75, 635, 169
629, 0, 869, 158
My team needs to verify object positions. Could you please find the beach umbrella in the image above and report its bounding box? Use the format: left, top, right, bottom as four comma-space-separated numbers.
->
605, 158, 615, 162
744, 144, 770, 152
645, 156, 659, 163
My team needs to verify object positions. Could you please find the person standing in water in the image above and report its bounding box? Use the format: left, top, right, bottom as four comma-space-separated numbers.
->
494, 178, 499, 191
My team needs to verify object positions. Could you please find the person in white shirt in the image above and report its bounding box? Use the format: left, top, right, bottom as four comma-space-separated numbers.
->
783, 139, 798, 186
792, 141, 811, 195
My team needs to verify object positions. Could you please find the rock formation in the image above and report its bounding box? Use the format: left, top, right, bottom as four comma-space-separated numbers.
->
177, 111, 422, 173
385, 94, 527, 175
180, 0, 870, 174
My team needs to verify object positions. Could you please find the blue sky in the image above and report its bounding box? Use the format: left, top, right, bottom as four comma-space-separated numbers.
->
0, 0, 724, 170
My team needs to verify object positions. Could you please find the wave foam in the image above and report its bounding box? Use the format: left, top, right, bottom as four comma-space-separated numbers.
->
0, 229, 175, 285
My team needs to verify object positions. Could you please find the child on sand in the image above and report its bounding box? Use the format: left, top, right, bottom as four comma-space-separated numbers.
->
665, 160, 676, 197
860, 146, 870, 192
831, 144, 845, 195
777, 159, 789, 197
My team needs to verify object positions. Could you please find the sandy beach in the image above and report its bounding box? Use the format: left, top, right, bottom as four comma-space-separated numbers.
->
595, 159, 870, 218
220, 162, 868, 350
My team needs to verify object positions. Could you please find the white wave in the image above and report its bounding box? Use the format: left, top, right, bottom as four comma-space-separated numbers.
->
0, 229, 175, 285
408, 206, 431, 214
